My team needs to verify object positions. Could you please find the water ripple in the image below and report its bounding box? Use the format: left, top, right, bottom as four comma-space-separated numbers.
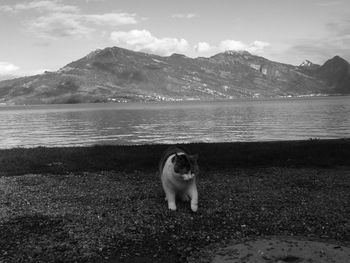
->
0, 97, 349, 148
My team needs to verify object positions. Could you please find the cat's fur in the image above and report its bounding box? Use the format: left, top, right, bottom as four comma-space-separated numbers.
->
159, 146, 199, 212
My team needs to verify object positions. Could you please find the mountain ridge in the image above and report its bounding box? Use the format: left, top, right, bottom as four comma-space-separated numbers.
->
0, 46, 349, 105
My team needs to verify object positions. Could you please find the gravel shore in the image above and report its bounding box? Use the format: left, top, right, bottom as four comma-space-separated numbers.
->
0, 140, 349, 262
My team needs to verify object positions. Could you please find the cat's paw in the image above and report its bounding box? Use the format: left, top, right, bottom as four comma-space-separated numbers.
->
168, 202, 177, 211
191, 203, 198, 212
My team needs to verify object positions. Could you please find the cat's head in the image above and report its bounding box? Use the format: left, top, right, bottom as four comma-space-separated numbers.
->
172, 153, 199, 176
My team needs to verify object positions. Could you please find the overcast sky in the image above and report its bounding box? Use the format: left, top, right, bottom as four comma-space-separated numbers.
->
1, 0, 349, 76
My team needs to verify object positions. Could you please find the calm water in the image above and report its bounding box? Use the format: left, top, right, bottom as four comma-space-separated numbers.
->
0, 97, 349, 149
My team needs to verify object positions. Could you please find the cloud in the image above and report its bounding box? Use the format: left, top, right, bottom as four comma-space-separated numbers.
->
0, 5, 14, 12
83, 13, 138, 25
194, 42, 215, 53
26, 12, 139, 39
0, 65, 53, 78
317, 1, 341, 7
288, 38, 350, 64
326, 19, 350, 38
287, 18, 350, 63
194, 40, 270, 55
27, 13, 94, 39
219, 40, 270, 53
0, 62, 20, 74
219, 40, 246, 51
1, 1, 139, 39
171, 13, 199, 19
247, 41, 271, 53
110, 29, 189, 56
0, 1, 79, 13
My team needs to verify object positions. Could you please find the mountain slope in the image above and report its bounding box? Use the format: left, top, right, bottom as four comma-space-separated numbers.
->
0, 47, 349, 105
0, 74, 19, 81
312, 56, 350, 93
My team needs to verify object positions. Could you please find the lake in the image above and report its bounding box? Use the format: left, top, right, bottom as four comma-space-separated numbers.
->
0, 96, 349, 149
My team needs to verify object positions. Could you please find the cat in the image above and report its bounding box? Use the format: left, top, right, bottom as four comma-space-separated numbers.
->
159, 146, 199, 212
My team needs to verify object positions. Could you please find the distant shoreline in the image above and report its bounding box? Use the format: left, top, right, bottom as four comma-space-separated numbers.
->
0, 93, 349, 107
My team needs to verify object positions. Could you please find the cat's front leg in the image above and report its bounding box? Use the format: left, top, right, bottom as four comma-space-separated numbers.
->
188, 184, 198, 212
165, 191, 177, 211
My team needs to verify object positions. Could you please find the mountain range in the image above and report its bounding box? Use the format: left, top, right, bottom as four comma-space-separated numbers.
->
0, 46, 349, 105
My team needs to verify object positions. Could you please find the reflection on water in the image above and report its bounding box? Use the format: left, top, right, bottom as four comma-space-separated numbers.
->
0, 97, 349, 148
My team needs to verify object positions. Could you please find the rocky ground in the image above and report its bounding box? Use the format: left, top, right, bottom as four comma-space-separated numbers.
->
1, 166, 349, 262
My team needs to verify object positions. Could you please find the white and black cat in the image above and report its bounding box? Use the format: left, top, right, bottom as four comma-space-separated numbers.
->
159, 146, 199, 212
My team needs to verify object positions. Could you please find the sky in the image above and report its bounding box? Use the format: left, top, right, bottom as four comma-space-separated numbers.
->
0, 0, 350, 77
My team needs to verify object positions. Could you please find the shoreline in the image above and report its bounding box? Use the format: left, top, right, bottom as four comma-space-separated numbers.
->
0, 139, 350, 262
1, 138, 350, 177
0, 94, 349, 107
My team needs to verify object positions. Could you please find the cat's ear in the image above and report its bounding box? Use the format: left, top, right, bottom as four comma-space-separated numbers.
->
172, 153, 179, 163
